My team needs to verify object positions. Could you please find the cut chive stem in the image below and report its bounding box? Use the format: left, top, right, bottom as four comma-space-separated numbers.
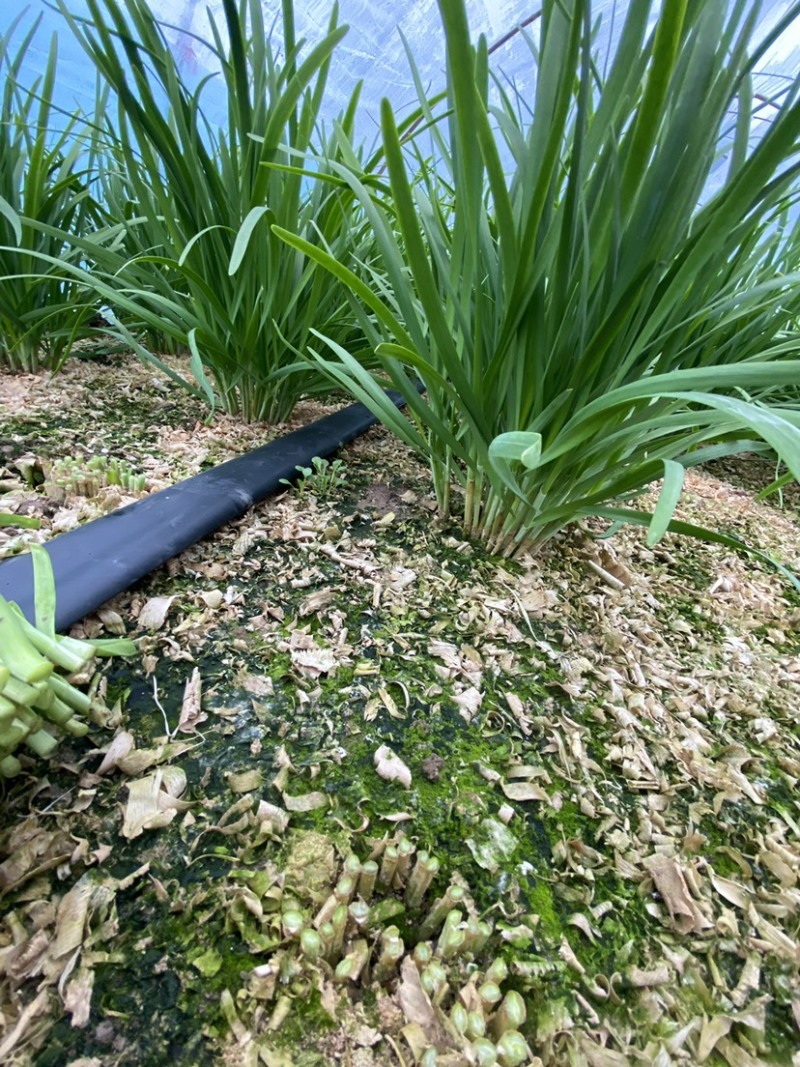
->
357, 860, 378, 901
2, 675, 47, 708
36, 694, 76, 727
0, 754, 22, 778
421, 960, 448, 1004
330, 904, 348, 960
300, 929, 321, 960
62, 717, 89, 737
379, 844, 399, 888
405, 852, 440, 908
343, 854, 362, 881
467, 1011, 487, 1040
347, 900, 370, 935
392, 837, 415, 888
471, 1038, 498, 1066
419, 884, 467, 939
373, 927, 404, 983
490, 991, 527, 1040
25, 727, 59, 758
49, 673, 93, 713
334, 875, 355, 904
495, 1031, 529, 1067
0, 599, 54, 683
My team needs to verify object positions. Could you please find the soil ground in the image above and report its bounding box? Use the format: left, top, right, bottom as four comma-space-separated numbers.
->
1, 354, 799, 1067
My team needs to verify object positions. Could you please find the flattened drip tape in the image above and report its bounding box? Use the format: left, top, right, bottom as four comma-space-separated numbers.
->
0, 394, 400, 630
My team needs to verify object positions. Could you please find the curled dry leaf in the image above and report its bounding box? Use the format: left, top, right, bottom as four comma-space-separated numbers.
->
235, 670, 274, 697
275, 745, 294, 771
256, 800, 290, 834
400, 1023, 429, 1063
626, 964, 671, 987
506, 763, 549, 780
142, 653, 158, 675
291, 646, 338, 677
598, 547, 634, 587
731, 955, 761, 1008
97, 607, 126, 635
506, 692, 525, 716
697, 997, 770, 1063
453, 685, 483, 723
283, 630, 347, 678
5, 930, 50, 983
397, 956, 448, 1046
559, 935, 586, 975
115, 741, 193, 777
750, 907, 800, 961
318, 543, 378, 574
758, 846, 797, 888
710, 870, 751, 910
505, 691, 533, 734
644, 854, 713, 935
475, 762, 502, 783
377, 687, 403, 719
299, 587, 336, 617
63, 964, 94, 1027
501, 781, 550, 804
282, 791, 328, 812
576, 1034, 632, 1066
373, 745, 412, 789
227, 769, 264, 794
177, 667, 206, 733
121, 767, 190, 840
379, 811, 415, 823
0, 822, 74, 894
0, 989, 50, 1059
53, 875, 94, 960
212, 794, 255, 833
428, 639, 461, 672
137, 595, 177, 631
567, 913, 600, 944
96, 730, 135, 775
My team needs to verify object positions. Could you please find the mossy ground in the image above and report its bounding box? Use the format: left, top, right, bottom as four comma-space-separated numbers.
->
2, 356, 800, 1065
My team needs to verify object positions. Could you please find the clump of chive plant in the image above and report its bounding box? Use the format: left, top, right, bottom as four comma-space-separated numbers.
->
0, 545, 136, 777
0, 15, 105, 373
276, 0, 800, 566
44, 0, 373, 422
223, 834, 535, 1064
42, 455, 148, 501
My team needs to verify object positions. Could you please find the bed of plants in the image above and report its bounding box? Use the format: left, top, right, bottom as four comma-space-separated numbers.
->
2, 0, 800, 1064
2, 0, 799, 558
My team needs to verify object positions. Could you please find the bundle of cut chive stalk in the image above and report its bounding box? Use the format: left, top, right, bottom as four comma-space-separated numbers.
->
0, 544, 136, 777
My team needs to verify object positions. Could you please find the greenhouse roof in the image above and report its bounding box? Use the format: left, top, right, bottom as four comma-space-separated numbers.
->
5, 0, 800, 150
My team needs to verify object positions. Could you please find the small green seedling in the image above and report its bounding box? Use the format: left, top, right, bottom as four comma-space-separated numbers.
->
280, 456, 347, 500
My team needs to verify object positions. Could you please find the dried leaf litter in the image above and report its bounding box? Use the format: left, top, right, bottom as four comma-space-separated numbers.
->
1, 355, 799, 1066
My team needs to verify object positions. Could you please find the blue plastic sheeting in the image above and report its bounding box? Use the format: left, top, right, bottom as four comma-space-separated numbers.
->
4, 0, 800, 153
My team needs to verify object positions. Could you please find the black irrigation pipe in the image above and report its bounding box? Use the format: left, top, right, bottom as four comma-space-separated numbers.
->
0, 394, 403, 631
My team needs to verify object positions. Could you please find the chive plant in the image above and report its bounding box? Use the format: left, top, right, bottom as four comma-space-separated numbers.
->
0, 16, 104, 373
46, 0, 371, 422
276, 0, 800, 559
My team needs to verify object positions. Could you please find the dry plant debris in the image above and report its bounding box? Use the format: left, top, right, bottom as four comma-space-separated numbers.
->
1, 358, 800, 1066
